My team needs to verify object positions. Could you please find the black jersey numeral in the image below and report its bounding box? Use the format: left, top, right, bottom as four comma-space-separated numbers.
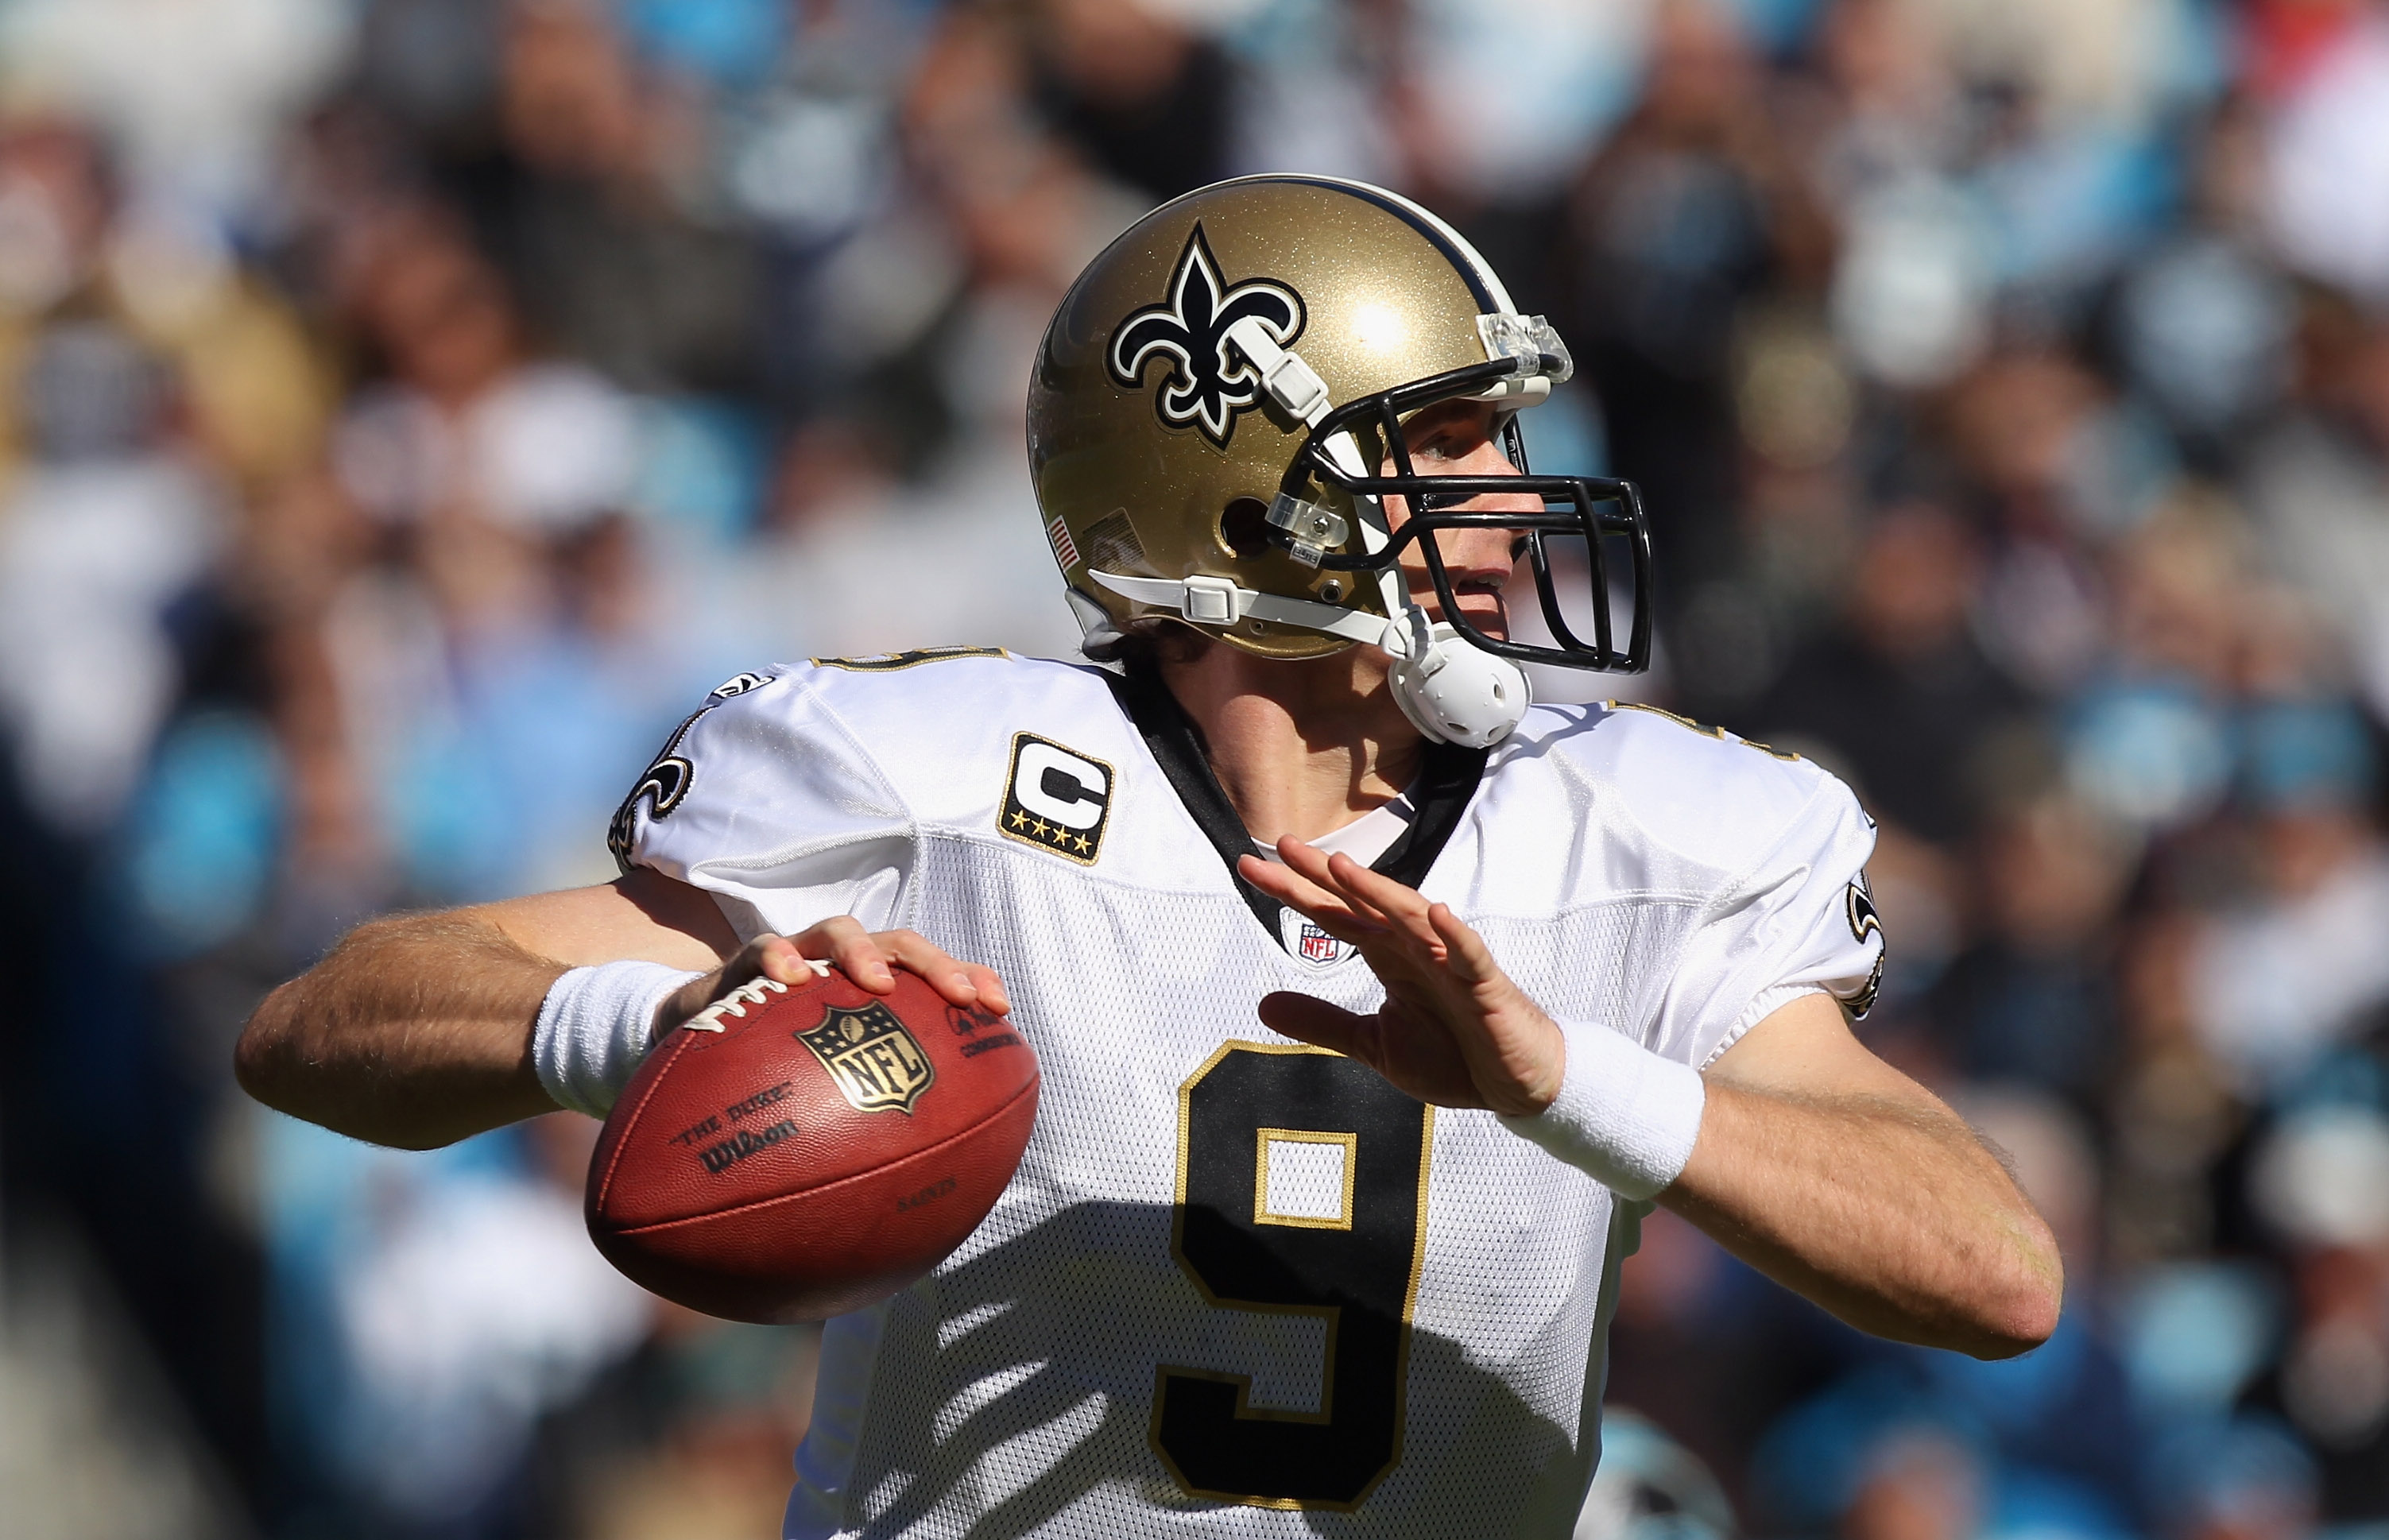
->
1152, 1043, 1433, 1510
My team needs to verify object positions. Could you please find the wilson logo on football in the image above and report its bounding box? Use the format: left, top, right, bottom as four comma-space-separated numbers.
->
798, 1004, 937, 1115
697, 1119, 797, 1174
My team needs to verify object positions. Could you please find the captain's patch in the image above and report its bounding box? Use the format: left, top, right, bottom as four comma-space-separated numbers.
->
1001, 733, 1113, 865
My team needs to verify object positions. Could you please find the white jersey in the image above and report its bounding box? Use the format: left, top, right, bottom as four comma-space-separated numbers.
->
616, 649, 1884, 1540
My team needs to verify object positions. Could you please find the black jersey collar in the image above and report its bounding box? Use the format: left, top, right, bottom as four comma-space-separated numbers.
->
1101, 662, 1489, 949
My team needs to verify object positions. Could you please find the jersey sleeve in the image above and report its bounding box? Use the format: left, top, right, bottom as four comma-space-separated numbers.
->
610, 668, 916, 942
1646, 774, 1885, 1070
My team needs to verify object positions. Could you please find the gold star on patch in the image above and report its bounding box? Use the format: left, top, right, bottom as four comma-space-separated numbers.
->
1073, 834, 1092, 853
1009, 811, 1029, 829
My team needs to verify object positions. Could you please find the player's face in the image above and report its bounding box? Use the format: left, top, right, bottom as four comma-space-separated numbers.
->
1380, 400, 1537, 640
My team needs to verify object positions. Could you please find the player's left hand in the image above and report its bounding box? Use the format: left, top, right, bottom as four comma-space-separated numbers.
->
1237, 840, 1566, 1116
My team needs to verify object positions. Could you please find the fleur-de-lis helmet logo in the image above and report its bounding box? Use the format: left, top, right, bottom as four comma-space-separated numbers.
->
1106, 224, 1306, 448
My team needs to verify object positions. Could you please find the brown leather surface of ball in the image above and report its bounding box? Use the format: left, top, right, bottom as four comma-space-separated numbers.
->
586, 965, 1040, 1323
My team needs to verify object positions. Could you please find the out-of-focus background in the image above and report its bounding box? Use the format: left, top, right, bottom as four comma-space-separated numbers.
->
3, 0, 2389, 1537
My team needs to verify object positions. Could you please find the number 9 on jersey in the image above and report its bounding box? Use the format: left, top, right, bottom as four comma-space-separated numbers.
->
1155, 1043, 1435, 1509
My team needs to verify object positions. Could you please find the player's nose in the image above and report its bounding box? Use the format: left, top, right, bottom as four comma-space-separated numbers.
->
1439, 437, 1538, 576
1447, 435, 1539, 511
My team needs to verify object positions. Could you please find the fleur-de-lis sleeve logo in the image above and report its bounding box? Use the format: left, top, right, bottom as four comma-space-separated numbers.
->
1107, 224, 1306, 448
606, 669, 774, 873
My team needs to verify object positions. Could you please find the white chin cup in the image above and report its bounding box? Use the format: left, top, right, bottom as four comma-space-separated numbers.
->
1383, 616, 1531, 749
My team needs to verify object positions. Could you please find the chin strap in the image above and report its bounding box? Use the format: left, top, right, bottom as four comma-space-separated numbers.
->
1087, 569, 1386, 645
1380, 609, 1532, 750
1085, 569, 1531, 749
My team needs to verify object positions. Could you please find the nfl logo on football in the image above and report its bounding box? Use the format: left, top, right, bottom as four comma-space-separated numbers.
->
798, 1004, 937, 1114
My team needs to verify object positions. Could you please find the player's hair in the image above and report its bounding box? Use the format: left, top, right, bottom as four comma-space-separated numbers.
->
1083, 617, 1215, 671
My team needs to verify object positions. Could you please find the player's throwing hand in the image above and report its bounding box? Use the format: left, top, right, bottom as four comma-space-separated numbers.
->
1239, 839, 1566, 1117
655, 919, 1009, 1044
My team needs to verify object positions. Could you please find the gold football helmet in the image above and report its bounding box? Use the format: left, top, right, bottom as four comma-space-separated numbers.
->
1027, 174, 1651, 745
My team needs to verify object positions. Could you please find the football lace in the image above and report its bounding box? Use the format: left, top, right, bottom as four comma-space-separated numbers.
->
680, 958, 833, 1034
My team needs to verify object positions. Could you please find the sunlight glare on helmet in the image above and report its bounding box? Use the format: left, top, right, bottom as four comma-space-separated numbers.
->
1353, 302, 1407, 353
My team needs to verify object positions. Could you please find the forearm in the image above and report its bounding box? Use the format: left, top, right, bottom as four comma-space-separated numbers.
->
1660, 1080, 2062, 1358
235, 911, 567, 1148
232, 877, 997, 1150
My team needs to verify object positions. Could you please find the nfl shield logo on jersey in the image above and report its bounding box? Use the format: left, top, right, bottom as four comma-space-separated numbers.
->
797, 1004, 937, 1115
1280, 909, 1355, 969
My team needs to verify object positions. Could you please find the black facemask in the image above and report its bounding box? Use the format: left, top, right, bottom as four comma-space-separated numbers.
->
1271, 357, 1653, 674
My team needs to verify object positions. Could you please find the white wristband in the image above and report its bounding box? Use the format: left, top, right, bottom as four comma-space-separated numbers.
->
1497, 1020, 1707, 1200
533, 961, 706, 1117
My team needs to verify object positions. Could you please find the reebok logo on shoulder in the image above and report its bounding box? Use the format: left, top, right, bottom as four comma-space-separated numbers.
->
1001, 733, 1113, 865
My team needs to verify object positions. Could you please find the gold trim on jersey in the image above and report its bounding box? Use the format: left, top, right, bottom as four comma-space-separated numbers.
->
810, 645, 1008, 671
1253, 1128, 1358, 1230
1605, 698, 1802, 761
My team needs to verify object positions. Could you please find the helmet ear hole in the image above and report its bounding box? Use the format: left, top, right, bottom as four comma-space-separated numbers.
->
1218, 497, 1271, 559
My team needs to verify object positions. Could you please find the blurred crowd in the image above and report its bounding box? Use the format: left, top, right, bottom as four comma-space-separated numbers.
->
2, 0, 2389, 1538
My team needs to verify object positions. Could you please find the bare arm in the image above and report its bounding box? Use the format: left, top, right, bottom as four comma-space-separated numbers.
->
234, 869, 735, 1148
236, 868, 1009, 1150
1241, 842, 2062, 1360
1667, 992, 2061, 1358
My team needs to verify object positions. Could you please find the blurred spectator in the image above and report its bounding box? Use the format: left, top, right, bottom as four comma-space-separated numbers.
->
1574, 1407, 1737, 1540
1400, 0, 1661, 209
265, 1113, 651, 1534
1562, 0, 1830, 633
2147, 1415, 2321, 1540
2242, 296, 2389, 723
1842, 1426, 1984, 1540
1029, 0, 1234, 203
536, 1310, 822, 1540
1950, 348, 2141, 701
2114, 99, 2296, 462
0, 0, 351, 219
1931, 795, 2135, 1105
2246, 1104, 2389, 1515
2263, 6, 2389, 307
475, 0, 765, 395
2186, 763, 2389, 1097
331, 210, 639, 545
1751, 503, 2029, 846
2061, 493, 2243, 832
0, 319, 222, 833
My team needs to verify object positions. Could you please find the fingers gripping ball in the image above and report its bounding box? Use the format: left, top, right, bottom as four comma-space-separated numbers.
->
586, 962, 1040, 1323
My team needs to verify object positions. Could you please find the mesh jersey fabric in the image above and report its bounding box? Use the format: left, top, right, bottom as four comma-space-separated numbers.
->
618, 652, 1884, 1540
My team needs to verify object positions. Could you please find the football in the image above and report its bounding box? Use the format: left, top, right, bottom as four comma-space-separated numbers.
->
586, 962, 1040, 1323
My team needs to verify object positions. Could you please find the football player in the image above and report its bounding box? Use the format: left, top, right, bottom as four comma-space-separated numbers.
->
238, 176, 2059, 1538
